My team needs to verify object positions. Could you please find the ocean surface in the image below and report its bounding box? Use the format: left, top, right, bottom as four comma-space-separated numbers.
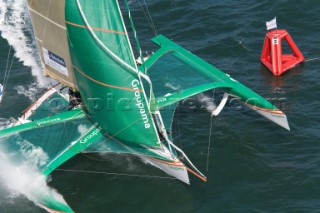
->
0, 0, 320, 212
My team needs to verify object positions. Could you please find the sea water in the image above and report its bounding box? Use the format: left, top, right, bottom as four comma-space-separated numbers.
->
0, 0, 320, 212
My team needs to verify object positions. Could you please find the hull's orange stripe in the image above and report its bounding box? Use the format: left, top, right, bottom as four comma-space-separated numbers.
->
38, 203, 72, 213
186, 167, 207, 182
149, 157, 207, 182
66, 21, 126, 35
149, 157, 185, 167
246, 104, 285, 115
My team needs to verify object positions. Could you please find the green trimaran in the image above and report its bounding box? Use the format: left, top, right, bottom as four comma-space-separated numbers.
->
0, 0, 290, 212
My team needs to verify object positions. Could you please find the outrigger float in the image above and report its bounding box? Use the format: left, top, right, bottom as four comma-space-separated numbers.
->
0, 1, 290, 212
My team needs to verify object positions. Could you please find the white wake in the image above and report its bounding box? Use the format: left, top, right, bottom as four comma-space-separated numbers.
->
0, 136, 69, 212
0, 0, 49, 86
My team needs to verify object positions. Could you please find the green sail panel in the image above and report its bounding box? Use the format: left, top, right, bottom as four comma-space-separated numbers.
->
65, 0, 160, 148
65, 0, 136, 67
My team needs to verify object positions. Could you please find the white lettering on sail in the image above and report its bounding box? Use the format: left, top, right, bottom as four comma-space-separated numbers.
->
132, 80, 150, 129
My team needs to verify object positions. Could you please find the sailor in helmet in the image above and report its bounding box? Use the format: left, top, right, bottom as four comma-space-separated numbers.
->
68, 87, 82, 110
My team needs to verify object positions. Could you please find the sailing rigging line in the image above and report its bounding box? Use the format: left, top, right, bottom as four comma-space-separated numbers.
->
206, 89, 215, 171
154, 110, 173, 154
137, 0, 158, 37
82, 110, 160, 153
2, 45, 15, 93
207, 111, 214, 171
124, 0, 146, 72
163, 131, 206, 179
305, 57, 320, 62
2, 45, 11, 85
54, 168, 176, 180
176, 102, 183, 147
116, 0, 139, 72
117, 0, 155, 111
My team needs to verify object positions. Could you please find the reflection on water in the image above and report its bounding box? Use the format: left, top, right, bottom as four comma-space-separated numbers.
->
259, 64, 304, 88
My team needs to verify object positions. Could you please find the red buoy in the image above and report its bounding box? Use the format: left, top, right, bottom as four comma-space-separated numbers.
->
260, 29, 304, 76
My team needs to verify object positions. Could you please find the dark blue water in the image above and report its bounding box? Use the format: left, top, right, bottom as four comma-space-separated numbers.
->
1, 0, 320, 212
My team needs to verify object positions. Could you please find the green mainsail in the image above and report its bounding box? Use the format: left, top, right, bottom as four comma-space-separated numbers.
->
0, 0, 290, 212
65, 0, 161, 148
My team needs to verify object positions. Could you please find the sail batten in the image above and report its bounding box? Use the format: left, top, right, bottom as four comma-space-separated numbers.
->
72, 65, 142, 91
65, 21, 126, 34
74, 0, 137, 73
28, 7, 66, 30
